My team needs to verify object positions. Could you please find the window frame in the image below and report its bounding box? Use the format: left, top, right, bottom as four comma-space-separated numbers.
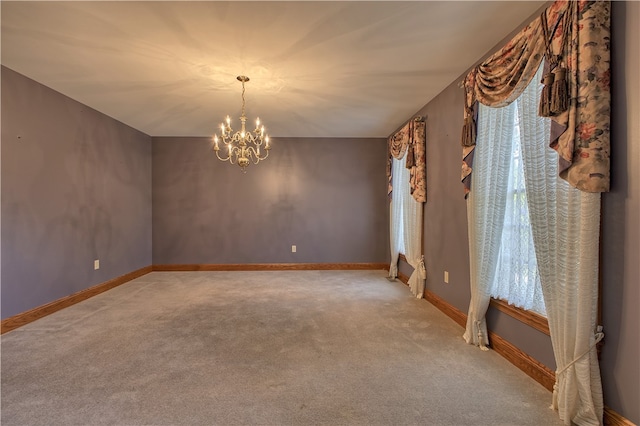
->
490, 297, 549, 335
478, 95, 547, 320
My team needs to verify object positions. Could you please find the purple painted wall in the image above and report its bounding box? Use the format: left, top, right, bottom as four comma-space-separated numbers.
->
1, 67, 152, 319
396, 2, 639, 422
600, 1, 639, 422
152, 137, 389, 265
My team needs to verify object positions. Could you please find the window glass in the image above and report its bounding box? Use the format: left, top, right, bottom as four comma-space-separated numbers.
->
490, 108, 546, 316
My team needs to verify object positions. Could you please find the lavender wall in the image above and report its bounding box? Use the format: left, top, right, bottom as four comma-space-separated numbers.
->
599, 1, 639, 423
1, 67, 152, 320
152, 137, 389, 265
398, 2, 638, 422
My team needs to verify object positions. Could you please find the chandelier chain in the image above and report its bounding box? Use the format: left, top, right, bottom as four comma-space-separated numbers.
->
241, 80, 246, 118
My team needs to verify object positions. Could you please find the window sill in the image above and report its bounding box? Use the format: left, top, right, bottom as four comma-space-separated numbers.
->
490, 298, 550, 336
396, 255, 549, 336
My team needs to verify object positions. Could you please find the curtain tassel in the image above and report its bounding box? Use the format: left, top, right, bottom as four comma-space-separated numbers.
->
538, 72, 555, 117
550, 380, 559, 410
475, 320, 489, 352
389, 264, 398, 279
461, 114, 476, 147
550, 67, 568, 115
418, 256, 427, 280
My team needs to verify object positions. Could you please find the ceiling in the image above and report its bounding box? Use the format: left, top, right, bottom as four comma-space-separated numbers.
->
1, 1, 545, 138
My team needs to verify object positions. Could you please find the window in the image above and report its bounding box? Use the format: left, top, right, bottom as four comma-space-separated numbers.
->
490, 110, 546, 316
389, 144, 425, 298
474, 65, 551, 317
391, 154, 409, 255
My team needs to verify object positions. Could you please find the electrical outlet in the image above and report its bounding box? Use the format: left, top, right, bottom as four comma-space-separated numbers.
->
444, 270, 449, 284
292, 245, 297, 253
94, 259, 100, 270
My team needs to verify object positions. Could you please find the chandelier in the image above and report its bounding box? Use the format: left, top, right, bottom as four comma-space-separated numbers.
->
213, 75, 271, 171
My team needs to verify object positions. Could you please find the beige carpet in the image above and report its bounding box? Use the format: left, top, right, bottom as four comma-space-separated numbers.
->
1, 270, 563, 425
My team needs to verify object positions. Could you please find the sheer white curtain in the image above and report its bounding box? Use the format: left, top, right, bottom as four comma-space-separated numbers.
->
491, 113, 546, 315
389, 153, 425, 298
389, 156, 406, 279
517, 77, 603, 425
403, 184, 425, 299
463, 102, 515, 349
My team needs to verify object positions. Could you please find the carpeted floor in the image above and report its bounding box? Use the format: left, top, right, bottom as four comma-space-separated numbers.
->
1, 270, 563, 425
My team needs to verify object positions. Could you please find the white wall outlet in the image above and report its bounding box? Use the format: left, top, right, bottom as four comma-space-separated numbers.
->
292, 245, 297, 253
94, 259, 100, 270
444, 270, 449, 284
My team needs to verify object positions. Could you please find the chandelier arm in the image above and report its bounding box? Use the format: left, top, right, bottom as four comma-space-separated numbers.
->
250, 131, 264, 144
222, 145, 240, 165
214, 150, 231, 162
245, 135, 266, 148
231, 146, 242, 165
245, 146, 269, 162
245, 147, 257, 164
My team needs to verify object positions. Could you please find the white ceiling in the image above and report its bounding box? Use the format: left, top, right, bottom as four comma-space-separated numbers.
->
1, 1, 545, 138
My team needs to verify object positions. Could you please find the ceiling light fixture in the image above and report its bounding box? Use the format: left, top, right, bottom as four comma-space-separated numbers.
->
213, 76, 271, 171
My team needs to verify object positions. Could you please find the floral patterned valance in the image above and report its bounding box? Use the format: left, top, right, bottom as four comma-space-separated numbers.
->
387, 117, 426, 203
461, 0, 611, 197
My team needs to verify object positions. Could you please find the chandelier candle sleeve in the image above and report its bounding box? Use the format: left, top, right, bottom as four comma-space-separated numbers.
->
212, 75, 271, 171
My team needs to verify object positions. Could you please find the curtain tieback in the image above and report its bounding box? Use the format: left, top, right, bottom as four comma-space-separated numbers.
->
550, 326, 605, 410
475, 320, 489, 352
418, 256, 426, 280
389, 264, 398, 279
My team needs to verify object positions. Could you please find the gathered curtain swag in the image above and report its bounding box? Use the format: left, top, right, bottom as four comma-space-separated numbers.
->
387, 116, 426, 203
461, 0, 611, 197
